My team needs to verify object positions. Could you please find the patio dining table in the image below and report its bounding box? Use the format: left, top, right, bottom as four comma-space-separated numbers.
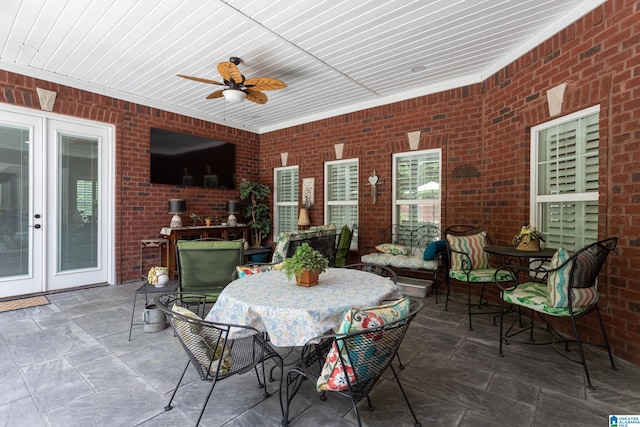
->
205, 267, 402, 347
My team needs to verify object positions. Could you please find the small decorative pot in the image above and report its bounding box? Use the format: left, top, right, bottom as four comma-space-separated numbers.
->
295, 270, 320, 287
205, 219, 212, 226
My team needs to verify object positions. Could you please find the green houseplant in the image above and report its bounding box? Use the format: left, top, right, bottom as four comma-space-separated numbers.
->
282, 243, 329, 286
239, 179, 271, 247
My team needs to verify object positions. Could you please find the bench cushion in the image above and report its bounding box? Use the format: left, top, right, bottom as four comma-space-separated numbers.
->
361, 253, 439, 270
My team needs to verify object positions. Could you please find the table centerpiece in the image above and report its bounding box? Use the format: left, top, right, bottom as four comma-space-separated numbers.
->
282, 242, 329, 287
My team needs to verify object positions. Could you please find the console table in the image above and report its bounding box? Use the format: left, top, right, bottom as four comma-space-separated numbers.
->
161, 225, 249, 278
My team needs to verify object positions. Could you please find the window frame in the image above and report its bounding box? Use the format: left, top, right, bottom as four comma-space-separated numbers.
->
272, 165, 299, 237
530, 104, 600, 251
324, 158, 359, 248
392, 148, 442, 228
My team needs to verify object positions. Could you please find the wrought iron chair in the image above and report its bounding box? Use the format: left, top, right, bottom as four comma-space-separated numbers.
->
498, 237, 618, 389
176, 238, 244, 304
282, 298, 423, 427
444, 225, 513, 330
155, 292, 283, 426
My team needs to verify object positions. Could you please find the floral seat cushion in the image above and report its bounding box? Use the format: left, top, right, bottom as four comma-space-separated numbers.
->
360, 252, 439, 270
316, 297, 410, 391
502, 281, 595, 316
449, 268, 512, 282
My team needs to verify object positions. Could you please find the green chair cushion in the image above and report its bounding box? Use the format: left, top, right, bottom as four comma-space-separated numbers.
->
334, 225, 352, 268
502, 281, 594, 316
449, 268, 512, 283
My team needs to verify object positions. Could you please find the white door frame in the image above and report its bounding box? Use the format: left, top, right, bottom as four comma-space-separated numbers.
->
0, 103, 115, 297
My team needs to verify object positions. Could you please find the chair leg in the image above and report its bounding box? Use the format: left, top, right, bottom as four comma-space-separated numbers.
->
196, 379, 217, 426
389, 364, 422, 426
444, 276, 451, 311
467, 283, 473, 330
594, 304, 617, 371
499, 295, 505, 356
568, 314, 594, 389
165, 360, 190, 411
282, 369, 307, 427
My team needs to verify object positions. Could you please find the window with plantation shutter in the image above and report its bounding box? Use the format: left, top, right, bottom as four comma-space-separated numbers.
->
324, 159, 358, 248
531, 106, 599, 251
273, 166, 299, 236
392, 149, 441, 233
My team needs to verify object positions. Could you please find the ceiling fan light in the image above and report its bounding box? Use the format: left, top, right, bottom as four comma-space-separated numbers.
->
223, 89, 246, 103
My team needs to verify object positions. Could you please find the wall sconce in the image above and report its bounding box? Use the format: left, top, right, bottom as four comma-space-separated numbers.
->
168, 199, 187, 228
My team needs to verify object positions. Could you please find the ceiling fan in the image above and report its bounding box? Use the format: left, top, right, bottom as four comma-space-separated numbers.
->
177, 57, 287, 104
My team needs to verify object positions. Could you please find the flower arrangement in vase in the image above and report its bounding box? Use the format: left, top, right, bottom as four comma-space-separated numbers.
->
512, 225, 545, 251
147, 266, 169, 286
281, 243, 329, 287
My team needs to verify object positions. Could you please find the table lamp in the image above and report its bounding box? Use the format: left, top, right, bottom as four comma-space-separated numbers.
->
227, 200, 239, 226
297, 208, 310, 229
168, 199, 186, 228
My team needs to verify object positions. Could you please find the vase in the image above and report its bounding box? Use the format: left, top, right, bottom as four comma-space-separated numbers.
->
295, 270, 320, 287
205, 219, 212, 226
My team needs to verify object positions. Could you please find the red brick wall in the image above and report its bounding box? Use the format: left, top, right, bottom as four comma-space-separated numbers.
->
0, 71, 259, 284
259, 1, 640, 366
1, 0, 638, 366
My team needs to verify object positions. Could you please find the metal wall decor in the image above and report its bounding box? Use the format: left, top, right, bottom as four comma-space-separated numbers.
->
368, 170, 383, 204
451, 164, 480, 179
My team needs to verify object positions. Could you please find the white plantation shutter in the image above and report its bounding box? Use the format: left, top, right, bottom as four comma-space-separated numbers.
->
274, 166, 299, 235
393, 149, 441, 229
325, 159, 358, 247
532, 107, 599, 250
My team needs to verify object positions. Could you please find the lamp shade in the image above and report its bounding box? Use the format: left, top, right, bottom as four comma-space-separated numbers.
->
227, 200, 240, 214
297, 208, 310, 226
168, 199, 187, 214
223, 89, 246, 103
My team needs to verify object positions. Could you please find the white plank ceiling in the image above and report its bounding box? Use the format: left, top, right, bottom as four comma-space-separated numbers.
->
0, 0, 605, 133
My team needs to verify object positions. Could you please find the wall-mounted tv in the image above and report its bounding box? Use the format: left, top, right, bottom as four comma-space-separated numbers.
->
150, 128, 235, 189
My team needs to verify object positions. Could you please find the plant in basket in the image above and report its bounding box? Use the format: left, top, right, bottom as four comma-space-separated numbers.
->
282, 243, 329, 287
512, 225, 545, 251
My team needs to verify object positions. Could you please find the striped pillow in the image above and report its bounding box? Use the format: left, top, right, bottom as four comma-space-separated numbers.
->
446, 232, 489, 270
547, 247, 599, 307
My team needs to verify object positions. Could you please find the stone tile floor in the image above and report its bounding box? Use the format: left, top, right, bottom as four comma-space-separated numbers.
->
0, 282, 638, 426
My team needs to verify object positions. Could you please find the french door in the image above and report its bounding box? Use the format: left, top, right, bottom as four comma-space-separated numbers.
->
0, 107, 112, 298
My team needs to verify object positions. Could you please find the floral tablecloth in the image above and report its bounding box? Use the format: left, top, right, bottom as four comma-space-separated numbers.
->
205, 268, 402, 347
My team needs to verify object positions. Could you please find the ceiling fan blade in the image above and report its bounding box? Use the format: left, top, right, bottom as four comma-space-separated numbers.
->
217, 61, 244, 84
177, 74, 224, 85
206, 89, 225, 99
245, 89, 268, 104
244, 77, 287, 91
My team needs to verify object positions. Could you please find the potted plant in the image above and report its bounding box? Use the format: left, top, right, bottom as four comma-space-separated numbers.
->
282, 243, 329, 287
239, 178, 271, 247
203, 215, 212, 226
512, 225, 545, 251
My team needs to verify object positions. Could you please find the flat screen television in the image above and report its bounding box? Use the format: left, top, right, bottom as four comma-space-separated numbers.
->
150, 128, 235, 189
